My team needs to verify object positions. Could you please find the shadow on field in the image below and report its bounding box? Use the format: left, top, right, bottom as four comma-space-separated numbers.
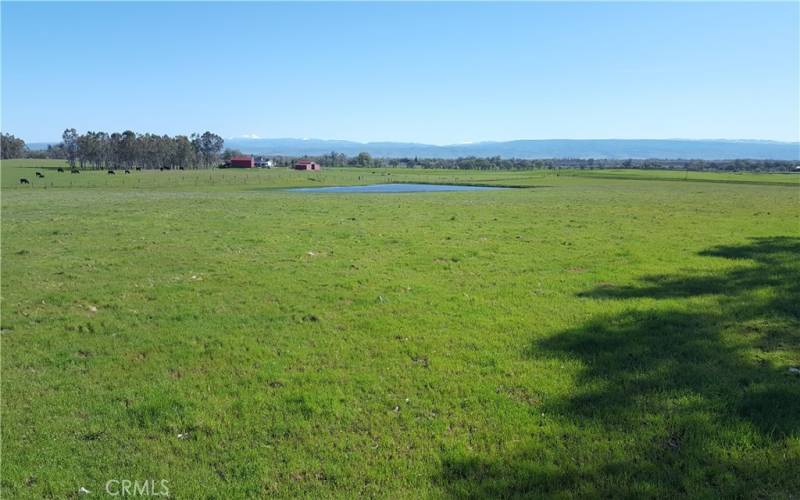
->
439, 237, 800, 497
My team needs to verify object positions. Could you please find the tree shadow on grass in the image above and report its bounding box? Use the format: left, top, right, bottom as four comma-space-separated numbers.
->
439, 237, 800, 497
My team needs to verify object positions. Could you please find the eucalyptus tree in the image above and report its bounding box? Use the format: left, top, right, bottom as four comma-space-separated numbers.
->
1, 133, 26, 159
192, 131, 224, 167
62, 128, 79, 167
173, 135, 196, 169
118, 130, 138, 169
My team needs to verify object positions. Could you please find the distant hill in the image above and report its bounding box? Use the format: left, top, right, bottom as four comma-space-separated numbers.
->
224, 138, 800, 161
26, 142, 57, 151
27, 138, 800, 160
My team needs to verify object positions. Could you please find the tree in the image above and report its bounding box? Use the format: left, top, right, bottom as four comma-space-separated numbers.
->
118, 130, 137, 169
62, 128, 79, 167
173, 135, 195, 169
46, 143, 67, 160
356, 151, 372, 167
195, 131, 224, 167
1, 133, 26, 159
222, 148, 243, 161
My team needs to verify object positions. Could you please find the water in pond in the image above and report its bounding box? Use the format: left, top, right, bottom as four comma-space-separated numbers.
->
288, 183, 507, 193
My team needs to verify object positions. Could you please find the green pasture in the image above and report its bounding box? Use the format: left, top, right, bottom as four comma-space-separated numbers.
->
1, 159, 798, 497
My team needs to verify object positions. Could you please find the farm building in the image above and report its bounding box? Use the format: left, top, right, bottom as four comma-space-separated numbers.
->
294, 160, 320, 171
228, 156, 255, 168
255, 157, 273, 168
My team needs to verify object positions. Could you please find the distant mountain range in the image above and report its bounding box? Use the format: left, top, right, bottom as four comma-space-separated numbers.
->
27, 138, 799, 160
224, 138, 799, 161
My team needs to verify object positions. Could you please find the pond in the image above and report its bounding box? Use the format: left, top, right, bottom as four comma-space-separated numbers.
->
287, 183, 508, 193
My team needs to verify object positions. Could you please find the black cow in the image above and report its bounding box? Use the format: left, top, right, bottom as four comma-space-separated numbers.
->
179, 166, 185, 170
124, 170, 131, 174
57, 168, 65, 173
19, 178, 30, 184
35, 172, 44, 178
135, 167, 142, 171
70, 169, 80, 174
107, 170, 116, 175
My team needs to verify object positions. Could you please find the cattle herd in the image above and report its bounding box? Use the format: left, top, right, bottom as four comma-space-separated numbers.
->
18, 166, 180, 185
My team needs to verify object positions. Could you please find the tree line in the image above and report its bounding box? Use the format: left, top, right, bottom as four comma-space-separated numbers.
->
4, 130, 224, 169
273, 152, 799, 173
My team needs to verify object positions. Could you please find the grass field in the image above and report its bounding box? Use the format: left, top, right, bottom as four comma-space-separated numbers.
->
2, 159, 799, 497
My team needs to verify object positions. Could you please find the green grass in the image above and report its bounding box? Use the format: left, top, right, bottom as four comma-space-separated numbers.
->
2, 159, 799, 497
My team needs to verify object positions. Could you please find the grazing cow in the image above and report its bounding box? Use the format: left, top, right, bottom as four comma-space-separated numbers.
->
70, 169, 80, 174
124, 170, 131, 174
35, 172, 44, 178
179, 166, 185, 170
57, 168, 65, 173
19, 178, 30, 184
107, 170, 116, 175
135, 167, 142, 171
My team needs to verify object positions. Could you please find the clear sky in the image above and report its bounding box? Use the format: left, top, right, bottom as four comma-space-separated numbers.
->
2, 2, 798, 144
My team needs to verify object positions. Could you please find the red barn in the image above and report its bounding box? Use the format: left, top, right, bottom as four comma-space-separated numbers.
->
294, 160, 320, 171
229, 156, 255, 168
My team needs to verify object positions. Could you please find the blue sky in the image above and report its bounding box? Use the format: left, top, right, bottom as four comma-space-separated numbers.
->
2, 2, 798, 144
